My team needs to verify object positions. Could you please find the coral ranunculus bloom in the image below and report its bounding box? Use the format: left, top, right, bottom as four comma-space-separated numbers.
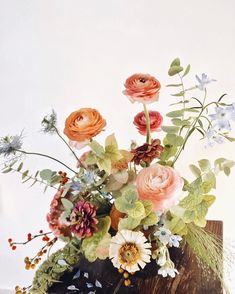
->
136, 164, 183, 213
134, 111, 163, 135
64, 108, 106, 142
123, 73, 161, 104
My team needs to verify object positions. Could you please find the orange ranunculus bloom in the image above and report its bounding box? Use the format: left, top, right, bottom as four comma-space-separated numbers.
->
123, 73, 161, 104
136, 164, 183, 213
64, 108, 106, 142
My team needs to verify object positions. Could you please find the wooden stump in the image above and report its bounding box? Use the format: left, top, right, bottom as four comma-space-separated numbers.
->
49, 220, 223, 294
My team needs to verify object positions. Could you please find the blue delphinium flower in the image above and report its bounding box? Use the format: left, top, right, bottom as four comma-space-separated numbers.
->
205, 128, 224, 147
195, 73, 216, 91
70, 180, 82, 192
0, 134, 23, 157
209, 104, 235, 132
84, 171, 95, 185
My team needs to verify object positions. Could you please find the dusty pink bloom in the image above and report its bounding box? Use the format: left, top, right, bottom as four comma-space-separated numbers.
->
136, 164, 183, 213
134, 111, 163, 135
123, 73, 161, 104
46, 189, 71, 237
70, 200, 98, 238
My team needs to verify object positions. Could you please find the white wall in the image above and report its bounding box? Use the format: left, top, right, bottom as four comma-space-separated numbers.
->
0, 0, 235, 292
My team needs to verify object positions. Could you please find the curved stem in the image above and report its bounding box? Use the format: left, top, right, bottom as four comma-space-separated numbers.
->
178, 73, 186, 120
16, 150, 77, 174
172, 89, 207, 166
143, 104, 151, 144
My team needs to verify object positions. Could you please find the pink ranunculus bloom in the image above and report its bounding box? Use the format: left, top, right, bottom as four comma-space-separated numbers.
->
123, 73, 161, 104
134, 111, 163, 135
136, 164, 184, 213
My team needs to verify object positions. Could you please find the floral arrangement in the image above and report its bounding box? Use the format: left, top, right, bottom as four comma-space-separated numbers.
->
1, 58, 235, 294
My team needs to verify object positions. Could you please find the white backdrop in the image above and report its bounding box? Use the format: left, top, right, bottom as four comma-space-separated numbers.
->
0, 0, 235, 292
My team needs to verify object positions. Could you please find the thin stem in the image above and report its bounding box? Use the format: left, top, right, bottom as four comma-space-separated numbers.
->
54, 128, 82, 165
143, 104, 151, 144
12, 232, 52, 246
16, 150, 77, 174
113, 277, 125, 294
178, 73, 186, 120
172, 89, 207, 166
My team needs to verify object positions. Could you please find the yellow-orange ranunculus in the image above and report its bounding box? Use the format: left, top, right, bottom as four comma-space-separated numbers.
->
64, 108, 106, 142
136, 164, 183, 213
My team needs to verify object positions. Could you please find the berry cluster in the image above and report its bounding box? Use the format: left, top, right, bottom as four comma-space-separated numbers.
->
58, 171, 69, 185
118, 268, 135, 287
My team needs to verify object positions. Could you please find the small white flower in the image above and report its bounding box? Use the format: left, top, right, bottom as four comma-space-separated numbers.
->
205, 128, 224, 148
158, 261, 179, 278
109, 230, 151, 273
168, 235, 182, 248
154, 227, 172, 245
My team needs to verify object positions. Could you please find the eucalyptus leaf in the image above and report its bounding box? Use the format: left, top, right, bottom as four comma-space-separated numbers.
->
168, 66, 184, 76
161, 126, 180, 134
182, 64, 191, 78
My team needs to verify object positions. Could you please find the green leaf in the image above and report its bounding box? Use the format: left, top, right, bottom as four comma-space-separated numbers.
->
160, 145, 177, 161
167, 216, 188, 235
118, 216, 141, 230
17, 162, 23, 172
224, 166, 231, 176
61, 198, 74, 212
189, 164, 201, 177
128, 201, 146, 219
168, 66, 184, 76
161, 126, 180, 134
97, 158, 112, 174
198, 159, 211, 171
182, 64, 191, 78
114, 187, 138, 213
180, 193, 204, 210
195, 200, 208, 220
81, 216, 111, 262
89, 140, 105, 158
171, 118, 191, 126
141, 212, 158, 226
203, 195, 216, 207
22, 170, 29, 179
166, 110, 184, 118
224, 136, 235, 142
85, 152, 97, 165
141, 200, 153, 216
165, 134, 184, 146
105, 134, 122, 162
171, 91, 185, 97
95, 233, 111, 260
202, 171, 216, 192
170, 58, 181, 67
183, 210, 196, 223
40, 169, 54, 181
2, 168, 12, 173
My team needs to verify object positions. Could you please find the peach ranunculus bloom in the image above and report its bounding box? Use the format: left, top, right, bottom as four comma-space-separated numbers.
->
134, 110, 163, 135
123, 73, 161, 104
64, 108, 106, 143
136, 164, 184, 213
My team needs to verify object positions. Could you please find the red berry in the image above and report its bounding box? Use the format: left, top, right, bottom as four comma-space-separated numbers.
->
8, 238, 12, 243
12, 246, 17, 250
39, 230, 43, 234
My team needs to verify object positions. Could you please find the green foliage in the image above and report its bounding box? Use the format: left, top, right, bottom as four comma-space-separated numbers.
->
161, 126, 180, 134
168, 58, 184, 76
81, 216, 111, 262
61, 198, 74, 212
114, 185, 138, 212
87, 134, 123, 174
167, 215, 188, 236
214, 158, 235, 176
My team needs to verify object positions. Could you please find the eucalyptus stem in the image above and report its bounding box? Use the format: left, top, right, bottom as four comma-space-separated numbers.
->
178, 73, 186, 120
16, 150, 77, 174
143, 104, 151, 144
172, 89, 207, 166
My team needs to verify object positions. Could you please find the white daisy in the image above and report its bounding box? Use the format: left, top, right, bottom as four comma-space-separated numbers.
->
109, 230, 152, 273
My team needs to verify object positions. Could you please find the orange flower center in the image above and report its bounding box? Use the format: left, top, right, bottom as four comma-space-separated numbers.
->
118, 243, 140, 265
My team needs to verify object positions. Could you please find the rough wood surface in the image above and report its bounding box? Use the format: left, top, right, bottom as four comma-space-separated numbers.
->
49, 220, 223, 294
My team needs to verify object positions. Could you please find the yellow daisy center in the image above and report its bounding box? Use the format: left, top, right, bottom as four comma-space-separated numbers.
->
118, 243, 140, 265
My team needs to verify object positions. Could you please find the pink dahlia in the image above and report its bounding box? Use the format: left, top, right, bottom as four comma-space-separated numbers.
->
70, 200, 98, 238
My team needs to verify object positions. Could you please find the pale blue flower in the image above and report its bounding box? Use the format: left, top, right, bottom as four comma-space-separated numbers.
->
158, 262, 179, 278
84, 171, 95, 185
0, 134, 23, 157
205, 128, 224, 147
168, 235, 182, 247
70, 180, 82, 192
154, 227, 171, 245
196, 73, 216, 91
209, 104, 235, 132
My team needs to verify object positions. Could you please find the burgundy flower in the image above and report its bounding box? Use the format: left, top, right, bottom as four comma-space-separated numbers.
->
131, 139, 164, 165
70, 200, 98, 238
134, 111, 163, 135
